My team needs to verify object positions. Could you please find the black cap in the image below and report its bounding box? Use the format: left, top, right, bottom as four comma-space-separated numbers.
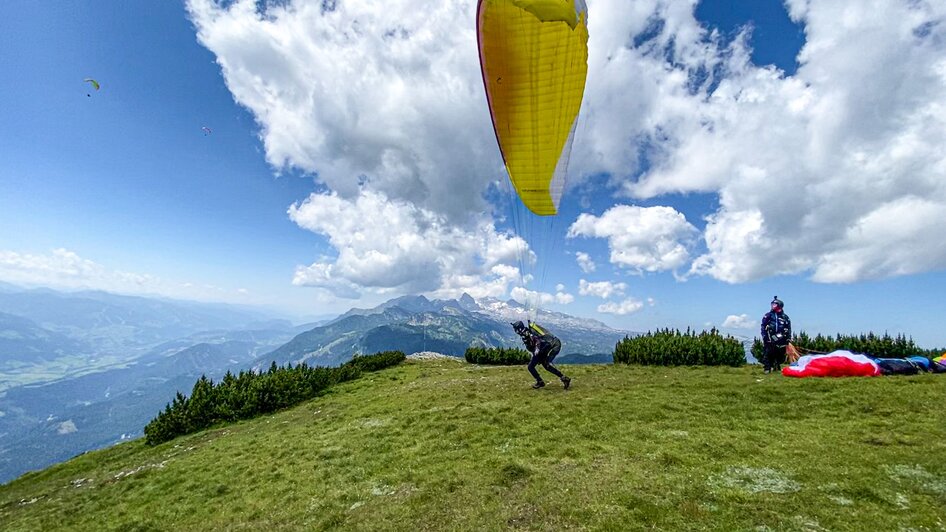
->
771, 296, 784, 308
511, 321, 526, 333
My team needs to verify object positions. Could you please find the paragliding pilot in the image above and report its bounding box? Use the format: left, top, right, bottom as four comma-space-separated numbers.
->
512, 320, 571, 390
761, 296, 792, 374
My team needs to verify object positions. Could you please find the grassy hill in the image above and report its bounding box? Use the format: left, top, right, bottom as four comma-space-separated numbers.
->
2, 358, 945, 530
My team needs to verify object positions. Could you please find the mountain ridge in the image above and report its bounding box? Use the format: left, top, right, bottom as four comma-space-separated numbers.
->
252, 293, 632, 369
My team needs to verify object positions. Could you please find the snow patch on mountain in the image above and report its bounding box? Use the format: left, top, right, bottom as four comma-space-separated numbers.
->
57, 420, 78, 435
340, 293, 620, 333
471, 296, 617, 332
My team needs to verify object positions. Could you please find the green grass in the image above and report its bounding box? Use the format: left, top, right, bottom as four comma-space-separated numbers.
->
2, 359, 945, 530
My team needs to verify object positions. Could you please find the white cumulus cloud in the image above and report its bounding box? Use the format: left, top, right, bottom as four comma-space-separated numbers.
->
722, 313, 755, 330
288, 188, 530, 297
188, 0, 946, 291
575, 251, 596, 273
431, 263, 523, 301
578, 279, 627, 299
582, 0, 946, 284
567, 205, 699, 274
597, 297, 645, 316
186, 0, 497, 223
510, 286, 574, 307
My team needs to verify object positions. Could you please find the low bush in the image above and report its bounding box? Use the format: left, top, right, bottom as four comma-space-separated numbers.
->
343, 350, 406, 372
614, 328, 745, 367
144, 351, 405, 445
750, 331, 939, 361
464, 346, 531, 365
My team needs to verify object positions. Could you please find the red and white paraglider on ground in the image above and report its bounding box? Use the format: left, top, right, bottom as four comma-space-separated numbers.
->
782, 351, 881, 378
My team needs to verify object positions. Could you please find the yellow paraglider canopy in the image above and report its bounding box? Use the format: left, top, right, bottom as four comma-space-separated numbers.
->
477, 0, 589, 216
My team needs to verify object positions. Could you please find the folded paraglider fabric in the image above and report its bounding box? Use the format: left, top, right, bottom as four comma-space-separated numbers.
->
872, 357, 923, 375
782, 351, 881, 378
932, 359, 946, 373
906, 355, 933, 370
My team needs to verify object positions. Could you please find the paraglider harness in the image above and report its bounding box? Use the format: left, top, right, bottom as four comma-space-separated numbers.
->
512, 320, 561, 362
760, 297, 791, 372
762, 297, 791, 349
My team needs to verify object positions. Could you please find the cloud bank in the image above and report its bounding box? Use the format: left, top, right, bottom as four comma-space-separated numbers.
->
583, 0, 946, 283
0, 249, 250, 303
187, 0, 946, 304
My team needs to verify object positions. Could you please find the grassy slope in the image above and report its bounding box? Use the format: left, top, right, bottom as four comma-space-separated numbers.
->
2, 359, 945, 531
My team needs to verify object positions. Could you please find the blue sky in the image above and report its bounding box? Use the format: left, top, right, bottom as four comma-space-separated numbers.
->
1, 1, 320, 308
2, 0, 945, 348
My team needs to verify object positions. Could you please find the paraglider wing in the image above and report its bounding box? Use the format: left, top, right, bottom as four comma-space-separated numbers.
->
202, 126, 212, 136
477, 0, 589, 216
782, 352, 881, 378
83, 78, 100, 91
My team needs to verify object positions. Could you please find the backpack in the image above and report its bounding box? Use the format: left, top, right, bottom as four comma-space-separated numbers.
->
529, 321, 551, 337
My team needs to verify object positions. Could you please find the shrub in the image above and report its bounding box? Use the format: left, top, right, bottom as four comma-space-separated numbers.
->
614, 327, 745, 367
750, 331, 938, 361
144, 351, 406, 446
464, 346, 531, 365
343, 350, 406, 372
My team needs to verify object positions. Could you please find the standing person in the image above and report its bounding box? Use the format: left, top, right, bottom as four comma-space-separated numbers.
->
761, 296, 792, 374
512, 320, 571, 390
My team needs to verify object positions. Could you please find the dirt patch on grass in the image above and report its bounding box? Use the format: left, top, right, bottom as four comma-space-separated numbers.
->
407, 352, 462, 361
885, 464, 946, 495
709, 466, 800, 494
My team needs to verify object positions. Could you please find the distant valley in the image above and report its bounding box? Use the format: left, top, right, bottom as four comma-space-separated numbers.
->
0, 286, 632, 483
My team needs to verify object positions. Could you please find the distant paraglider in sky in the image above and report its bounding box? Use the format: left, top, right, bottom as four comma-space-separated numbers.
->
83, 78, 100, 97
477, 0, 590, 216
202, 126, 212, 136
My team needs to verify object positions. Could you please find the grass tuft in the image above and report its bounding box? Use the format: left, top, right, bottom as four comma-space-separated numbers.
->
496, 463, 532, 486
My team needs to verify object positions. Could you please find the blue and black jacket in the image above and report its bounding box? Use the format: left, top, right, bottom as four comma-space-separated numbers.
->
761, 311, 792, 347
